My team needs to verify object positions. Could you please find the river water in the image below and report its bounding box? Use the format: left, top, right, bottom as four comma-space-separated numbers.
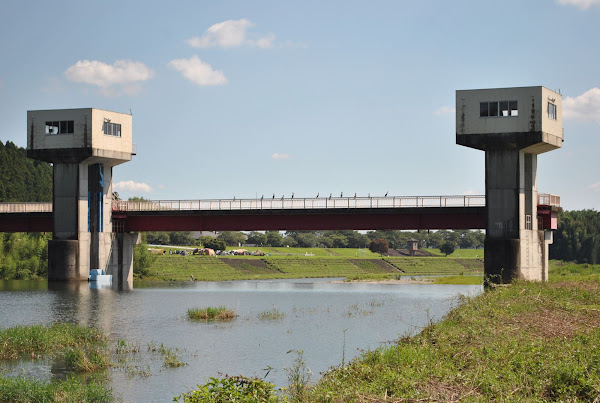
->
0, 279, 482, 402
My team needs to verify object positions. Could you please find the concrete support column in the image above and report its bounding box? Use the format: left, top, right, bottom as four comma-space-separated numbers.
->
484, 150, 552, 283
107, 233, 139, 289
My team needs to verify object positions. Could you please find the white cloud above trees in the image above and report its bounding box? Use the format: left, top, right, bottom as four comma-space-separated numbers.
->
433, 106, 455, 116
186, 19, 275, 49
563, 87, 600, 123
168, 56, 227, 86
64, 60, 154, 95
557, 0, 600, 9
114, 180, 153, 193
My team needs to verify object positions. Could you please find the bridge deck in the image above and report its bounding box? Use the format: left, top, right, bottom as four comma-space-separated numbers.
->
0, 194, 559, 232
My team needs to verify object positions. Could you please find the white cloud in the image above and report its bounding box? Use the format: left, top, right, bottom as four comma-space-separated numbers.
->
557, 0, 600, 9
168, 56, 227, 86
186, 19, 275, 49
271, 153, 289, 160
461, 190, 479, 195
588, 182, 600, 192
563, 87, 600, 123
114, 180, 153, 193
65, 60, 154, 95
433, 106, 455, 116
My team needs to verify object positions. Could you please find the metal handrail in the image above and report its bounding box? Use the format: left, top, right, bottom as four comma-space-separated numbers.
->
0, 193, 560, 214
538, 193, 561, 207
0, 202, 52, 213
111, 195, 486, 212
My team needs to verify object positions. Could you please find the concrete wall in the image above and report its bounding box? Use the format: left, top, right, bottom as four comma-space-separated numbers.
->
27, 108, 132, 165
456, 86, 563, 154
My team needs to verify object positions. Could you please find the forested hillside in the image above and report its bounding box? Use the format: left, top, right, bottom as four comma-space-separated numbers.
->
0, 140, 52, 202
550, 209, 600, 264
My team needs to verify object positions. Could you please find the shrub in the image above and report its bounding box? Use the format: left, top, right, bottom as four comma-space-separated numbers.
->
174, 375, 278, 402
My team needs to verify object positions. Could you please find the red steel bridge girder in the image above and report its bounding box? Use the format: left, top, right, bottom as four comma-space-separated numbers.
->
119, 208, 485, 232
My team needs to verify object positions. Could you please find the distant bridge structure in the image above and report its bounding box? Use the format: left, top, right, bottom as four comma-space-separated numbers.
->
0, 193, 559, 233
1, 86, 564, 285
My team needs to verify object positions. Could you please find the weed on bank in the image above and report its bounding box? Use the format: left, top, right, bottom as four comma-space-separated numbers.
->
308, 278, 600, 401
0, 323, 113, 402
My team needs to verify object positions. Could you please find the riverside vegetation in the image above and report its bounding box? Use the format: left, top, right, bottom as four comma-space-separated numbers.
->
0, 324, 189, 402
175, 262, 600, 402
1, 262, 598, 401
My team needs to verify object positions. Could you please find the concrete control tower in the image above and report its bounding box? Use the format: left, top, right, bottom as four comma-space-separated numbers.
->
456, 87, 562, 283
27, 108, 137, 284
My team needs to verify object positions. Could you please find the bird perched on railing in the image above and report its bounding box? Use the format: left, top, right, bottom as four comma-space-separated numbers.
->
340, 192, 343, 197
329, 193, 332, 199
272, 194, 275, 199
385, 191, 388, 197
292, 193, 294, 199
316, 193, 319, 198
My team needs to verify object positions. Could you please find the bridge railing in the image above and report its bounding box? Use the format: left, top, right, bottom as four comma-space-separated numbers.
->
0, 202, 52, 213
538, 193, 560, 207
111, 195, 486, 212
0, 193, 561, 214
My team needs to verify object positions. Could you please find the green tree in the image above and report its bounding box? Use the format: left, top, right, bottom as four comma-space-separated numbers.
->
369, 238, 389, 255
440, 241, 456, 256
247, 232, 267, 246
202, 238, 226, 251
169, 231, 195, 246
266, 231, 284, 247
218, 231, 247, 246
133, 243, 156, 277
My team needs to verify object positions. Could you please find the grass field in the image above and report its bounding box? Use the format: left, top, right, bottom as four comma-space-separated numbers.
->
139, 249, 485, 282
384, 256, 483, 275
423, 248, 484, 258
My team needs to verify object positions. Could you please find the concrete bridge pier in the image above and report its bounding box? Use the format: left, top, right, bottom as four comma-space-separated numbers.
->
27, 108, 135, 285
457, 86, 562, 283
483, 149, 552, 283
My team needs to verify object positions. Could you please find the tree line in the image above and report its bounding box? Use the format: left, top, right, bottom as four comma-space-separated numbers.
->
550, 210, 600, 264
0, 141, 52, 202
162, 229, 486, 251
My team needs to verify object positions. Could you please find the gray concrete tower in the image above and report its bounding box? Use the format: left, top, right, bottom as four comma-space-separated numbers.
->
27, 108, 137, 285
456, 87, 562, 283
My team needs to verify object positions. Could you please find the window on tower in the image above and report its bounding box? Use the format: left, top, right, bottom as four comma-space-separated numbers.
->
103, 122, 122, 137
479, 101, 518, 118
45, 120, 74, 135
548, 102, 557, 120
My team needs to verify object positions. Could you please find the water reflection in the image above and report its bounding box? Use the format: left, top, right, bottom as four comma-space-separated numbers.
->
0, 279, 482, 402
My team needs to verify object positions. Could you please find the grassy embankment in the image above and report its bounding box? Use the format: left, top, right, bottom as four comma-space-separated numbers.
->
175, 262, 600, 401
304, 263, 600, 401
139, 247, 483, 282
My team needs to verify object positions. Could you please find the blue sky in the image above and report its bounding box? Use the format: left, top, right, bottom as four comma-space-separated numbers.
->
1, 0, 599, 211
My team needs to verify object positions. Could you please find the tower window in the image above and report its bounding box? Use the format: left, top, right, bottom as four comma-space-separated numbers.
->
103, 122, 121, 137
479, 101, 518, 118
45, 120, 74, 135
548, 102, 557, 120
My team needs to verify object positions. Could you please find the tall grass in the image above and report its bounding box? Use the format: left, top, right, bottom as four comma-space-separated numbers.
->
0, 323, 113, 402
308, 278, 600, 401
258, 307, 286, 321
187, 306, 237, 321
0, 375, 113, 403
